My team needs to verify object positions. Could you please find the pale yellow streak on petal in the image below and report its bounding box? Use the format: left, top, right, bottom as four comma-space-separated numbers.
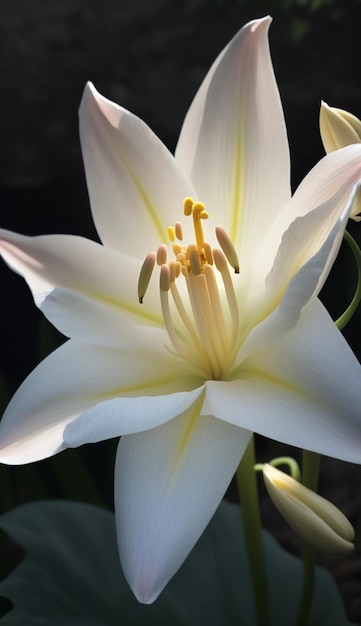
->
167, 389, 206, 483
230, 118, 244, 244
88, 290, 163, 327
113, 141, 169, 244
98, 376, 194, 400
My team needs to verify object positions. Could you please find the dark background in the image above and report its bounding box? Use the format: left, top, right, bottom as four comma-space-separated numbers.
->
0, 0, 361, 621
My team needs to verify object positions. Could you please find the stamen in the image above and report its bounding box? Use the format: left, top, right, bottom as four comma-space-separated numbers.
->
173, 243, 183, 257
138, 252, 156, 304
203, 242, 213, 265
183, 197, 194, 216
160, 264, 171, 292
168, 226, 175, 242
175, 222, 183, 241
215, 226, 240, 273
189, 248, 202, 275
213, 249, 240, 341
157, 244, 168, 266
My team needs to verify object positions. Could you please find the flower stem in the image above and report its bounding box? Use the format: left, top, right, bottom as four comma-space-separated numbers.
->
236, 436, 268, 626
296, 450, 321, 626
335, 230, 361, 331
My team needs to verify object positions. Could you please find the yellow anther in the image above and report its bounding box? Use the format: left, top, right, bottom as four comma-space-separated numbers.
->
168, 226, 175, 242
160, 264, 171, 292
157, 244, 168, 266
215, 226, 240, 273
175, 221, 183, 241
173, 243, 184, 257
137, 252, 156, 304
183, 197, 194, 216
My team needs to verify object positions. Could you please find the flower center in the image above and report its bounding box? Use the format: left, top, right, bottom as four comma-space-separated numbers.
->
138, 197, 240, 380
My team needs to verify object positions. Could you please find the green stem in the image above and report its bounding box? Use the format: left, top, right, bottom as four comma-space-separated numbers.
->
236, 436, 268, 626
296, 450, 321, 626
335, 230, 361, 331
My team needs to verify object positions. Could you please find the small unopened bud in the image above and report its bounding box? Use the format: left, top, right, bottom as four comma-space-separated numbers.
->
263, 464, 355, 554
320, 102, 361, 221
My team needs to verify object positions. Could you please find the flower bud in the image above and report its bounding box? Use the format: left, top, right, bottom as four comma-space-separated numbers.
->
320, 101, 361, 221
263, 464, 355, 553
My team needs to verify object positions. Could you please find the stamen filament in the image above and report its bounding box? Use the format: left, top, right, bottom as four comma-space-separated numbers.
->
187, 272, 223, 379
213, 249, 240, 343
170, 280, 203, 351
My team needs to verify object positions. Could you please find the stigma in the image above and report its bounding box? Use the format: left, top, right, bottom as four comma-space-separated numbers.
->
138, 197, 240, 380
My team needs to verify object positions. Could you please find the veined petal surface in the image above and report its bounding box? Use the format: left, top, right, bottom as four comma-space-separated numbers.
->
115, 401, 251, 603
258, 144, 361, 279
176, 17, 290, 265
203, 298, 361, 462
0, 337, 201, 464
0, 229, 162, 327
80, 83, 195, 256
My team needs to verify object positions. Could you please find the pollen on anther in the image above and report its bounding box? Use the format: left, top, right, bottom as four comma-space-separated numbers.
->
184, 197, 194, 216
168, 226, 176, 242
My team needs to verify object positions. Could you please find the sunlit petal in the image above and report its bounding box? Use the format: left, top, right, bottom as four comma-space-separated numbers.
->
0, 229, 162, 326
80, 83, 195, 255
204, 299, 361, 462
176, 16, 290, 263
0, 339, 200, 464
257, 145, 361, 279
115, 401, 251, 603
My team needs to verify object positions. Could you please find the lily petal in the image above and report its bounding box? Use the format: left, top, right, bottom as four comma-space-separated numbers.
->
115, 399, 251, 603
0, 338, 200, 464
258, 144, 361, 278
175, 16, 290, 263
79, 83, 195, 256
0, 230, 162, 326
203, 298, 361, 463
238, 191, 349, 363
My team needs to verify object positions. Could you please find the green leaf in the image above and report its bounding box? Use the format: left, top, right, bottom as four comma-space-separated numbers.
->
0, 500, 352, 625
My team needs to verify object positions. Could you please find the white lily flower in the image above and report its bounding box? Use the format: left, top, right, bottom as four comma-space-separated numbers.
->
1, 17, 361, 603
320, 101, 361, 220
263, 464, 355, 553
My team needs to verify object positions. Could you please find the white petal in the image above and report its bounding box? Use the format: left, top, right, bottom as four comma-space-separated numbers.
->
0, 338, 200, 464
115, 399, 251, 603
0, 229, 162, 326
238, 204, 347, 362
258, 144, 361, 277
79, 83, 195, 255
203, 298, 361, 462
175, 17, 290, 263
